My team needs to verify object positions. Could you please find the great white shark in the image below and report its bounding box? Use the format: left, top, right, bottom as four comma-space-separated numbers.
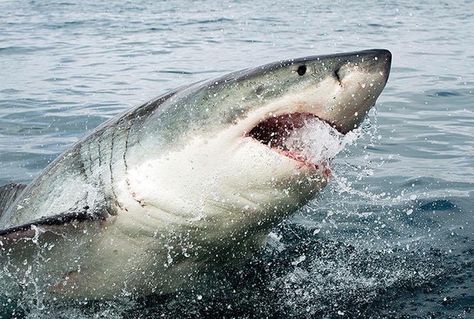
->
0, 49, 391, 299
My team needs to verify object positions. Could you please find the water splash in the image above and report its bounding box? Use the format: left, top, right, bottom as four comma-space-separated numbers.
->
283, 118, 360, 164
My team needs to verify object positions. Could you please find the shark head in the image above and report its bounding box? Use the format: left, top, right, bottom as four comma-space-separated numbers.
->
121, 49, 391, 240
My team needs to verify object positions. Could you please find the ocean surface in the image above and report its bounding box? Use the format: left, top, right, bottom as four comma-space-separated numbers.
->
0, 0, 473, 318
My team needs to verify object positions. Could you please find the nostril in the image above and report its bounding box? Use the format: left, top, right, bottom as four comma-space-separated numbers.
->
334, 68, 342, 84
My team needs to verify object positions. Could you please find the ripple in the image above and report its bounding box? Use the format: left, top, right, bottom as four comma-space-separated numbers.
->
428, 91, 463, 97
418, 199, 457, 211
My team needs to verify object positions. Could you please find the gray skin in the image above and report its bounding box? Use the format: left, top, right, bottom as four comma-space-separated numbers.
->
0, 49, 391, 299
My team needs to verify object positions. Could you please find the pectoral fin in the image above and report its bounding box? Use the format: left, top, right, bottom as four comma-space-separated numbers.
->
0, 206, 110, 240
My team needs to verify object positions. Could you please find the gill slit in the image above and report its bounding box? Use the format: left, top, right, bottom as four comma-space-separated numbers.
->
122, 123, 145, 209
109, 129, 125, 212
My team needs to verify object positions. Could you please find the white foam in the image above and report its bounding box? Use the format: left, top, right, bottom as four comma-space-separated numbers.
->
284, 118, 359, 163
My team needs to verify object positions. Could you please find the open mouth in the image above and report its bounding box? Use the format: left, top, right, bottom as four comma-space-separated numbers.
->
247, 113, 343, 175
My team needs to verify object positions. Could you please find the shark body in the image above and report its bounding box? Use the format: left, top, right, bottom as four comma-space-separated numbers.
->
0, 49, 391, 299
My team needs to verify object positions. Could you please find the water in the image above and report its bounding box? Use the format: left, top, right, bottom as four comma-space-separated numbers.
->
0, 0, 473, 317
284, 118, 359, 163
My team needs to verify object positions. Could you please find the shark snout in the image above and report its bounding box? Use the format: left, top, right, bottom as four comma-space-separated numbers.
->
322, 49, 391, 133
334, 49, 391, 84
362, 49, 392, 83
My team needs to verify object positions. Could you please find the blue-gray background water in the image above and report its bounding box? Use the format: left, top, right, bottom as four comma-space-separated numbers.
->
0, 0, 473, 318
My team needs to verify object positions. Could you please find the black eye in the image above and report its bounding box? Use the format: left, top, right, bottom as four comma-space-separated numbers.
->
297, 65, 307, 76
